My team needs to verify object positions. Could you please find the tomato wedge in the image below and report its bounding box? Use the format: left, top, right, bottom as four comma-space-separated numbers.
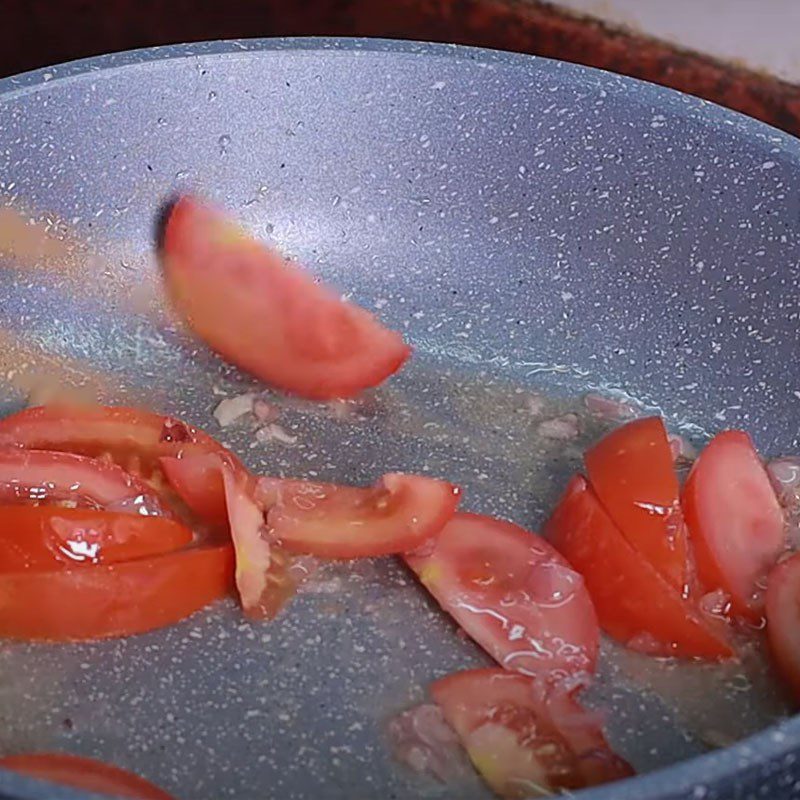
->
766, 552, 800, 702
162, 196, 411, 399
0, 404, 238, 525
405, 512, 599, 684
0, 506, 192, 571
0, 543, 233, 640
256, 473, 460, 558
0, 448, 165, 513
220, 463, 296, 619
585, 417, 688, 591
683, 430, 785, 622
545, 475, 733, 659
0, 403, 227, 468
0, 753, 175, 800
430, 668, 633, 797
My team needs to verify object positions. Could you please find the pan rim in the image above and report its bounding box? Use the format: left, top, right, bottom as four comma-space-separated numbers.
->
0, 36, 797, 154
0, 34, 798, 800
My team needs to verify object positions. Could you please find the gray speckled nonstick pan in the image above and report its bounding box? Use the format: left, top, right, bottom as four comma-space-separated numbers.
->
0, 37, 799, 800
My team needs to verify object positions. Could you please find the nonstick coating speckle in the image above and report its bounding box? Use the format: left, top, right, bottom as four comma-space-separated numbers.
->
0, 38, 799, 800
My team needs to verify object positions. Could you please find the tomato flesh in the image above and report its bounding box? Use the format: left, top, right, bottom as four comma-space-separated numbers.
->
430, 668, 632, 797
585, 417, 688, 591
162, 196, 411, 399
405, 512, 599, 684
220, 463, 296, 619
545, 475, 733, 659
766, 553, 800, 702
256, 473, 460, 558
0, 448, 165, 513
0, 753, 175, 800
0, 506, 192, 571
683, 430, 785, 621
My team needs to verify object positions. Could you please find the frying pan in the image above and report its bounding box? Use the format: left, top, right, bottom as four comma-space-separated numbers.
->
0, 37, 799, 800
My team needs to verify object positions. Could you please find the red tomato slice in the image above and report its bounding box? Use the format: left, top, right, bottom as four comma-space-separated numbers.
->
0, 543, 234, 640
0, 753, 175, 800
256, 473, 460, 558
220, 463, 296, 619
0, 506, 192, 571
585, 417, 688, 591
160, 453, 229, 527
0, 449, 165, 513
405, 512, 599, 684
430, 668, 633, 797
683, 430, 785, 622
766, 553, 800, 702
162, 196, 411, 399
545, 475, 733, 659
0, 404, 237, 524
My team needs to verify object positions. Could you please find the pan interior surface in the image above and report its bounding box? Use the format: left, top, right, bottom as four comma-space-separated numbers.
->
0, 39, 799, 800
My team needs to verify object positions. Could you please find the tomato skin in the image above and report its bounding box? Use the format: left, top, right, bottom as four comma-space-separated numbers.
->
0, 506, 192, 571
256, 473, 460, 558
683, 430, 785, 622
545, 475, 733, 660
160, 453, 229, 527
162, 196, 411, 399
405, 512, 599, 684
0, 448, 165, 512
766, 553, 800, 702
430, 668, 632, 797
0, 753, 175, 800
585, 417, 688, 591
0, 543, 233, 641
